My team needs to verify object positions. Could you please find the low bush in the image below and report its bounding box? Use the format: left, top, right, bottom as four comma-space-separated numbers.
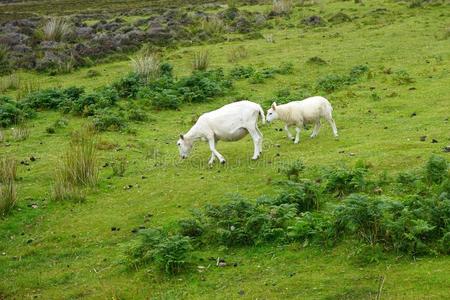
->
288, 212, 336, 247
92, 109, 126, 131
317, 65, 370, 92
112, 73, 141, 99
426, 155, 448, 184
125, 228, 193, 275
325, 164, 368, 197
0, 96, 31, 127
229, 65, 255, 79
270, 180, 323, 213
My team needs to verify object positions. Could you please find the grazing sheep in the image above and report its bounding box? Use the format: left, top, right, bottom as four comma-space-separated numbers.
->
266, 96, 338, 143
177, 100, 265, 165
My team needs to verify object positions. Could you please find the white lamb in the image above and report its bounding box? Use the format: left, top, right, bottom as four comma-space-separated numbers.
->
266, 96, 338, 143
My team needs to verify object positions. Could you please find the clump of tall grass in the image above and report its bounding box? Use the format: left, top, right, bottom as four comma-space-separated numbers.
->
52, 127, 97, 202
0, 73, 20, 93
227, 46, 248, 63
112, 156, 127, 177
272, 0, 294, 15
0, 130, 4, 143
0, 157, 17, 216
16, 79, 40, 100
192, 50, 209, 71
0, 45, 11, 75
201, 16, 226, 36
42, 17, 72, 41
11, 125, 30, 141
131, 53, 160, 82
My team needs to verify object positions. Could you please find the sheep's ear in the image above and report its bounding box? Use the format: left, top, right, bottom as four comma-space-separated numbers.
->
180, 134, 184, 140
271, 102, 277, 110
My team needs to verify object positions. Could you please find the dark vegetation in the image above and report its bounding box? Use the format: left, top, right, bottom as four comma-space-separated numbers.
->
126, 156, 450, 275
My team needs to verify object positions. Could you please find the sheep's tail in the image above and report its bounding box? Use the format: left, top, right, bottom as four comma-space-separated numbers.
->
258, 104, 266, 124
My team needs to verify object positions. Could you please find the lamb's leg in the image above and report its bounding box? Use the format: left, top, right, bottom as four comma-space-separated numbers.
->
311, 120, 321, 138
284, 124, 294, 141
256, 126, 263, 154
208, 138, 225, 164
248, 127, 262, 160
294, 127, 302, 144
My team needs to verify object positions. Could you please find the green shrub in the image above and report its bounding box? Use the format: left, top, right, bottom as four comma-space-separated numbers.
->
92, 109, 126, 131
280, 160, 305, 180
71, 87, 118, 116
127, 108, 148, 122
126, 228, 193, 275
325, 165, 368, 197
272, 180, 323, 213
288, 212, 336, 247
22, 88, 67, 110
0, 96, 28, 127
316, 74, 349, 92
277, 62, 294, 75
112, 73, 142, 99
425, 155, 448, 184
178, 219, 204, 238
229, 65, 255, 79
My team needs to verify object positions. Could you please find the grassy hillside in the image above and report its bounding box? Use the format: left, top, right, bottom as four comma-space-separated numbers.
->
1, 0, 449, 299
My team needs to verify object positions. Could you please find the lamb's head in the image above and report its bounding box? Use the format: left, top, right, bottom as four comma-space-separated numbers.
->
266, 102, 280, 123
177, 134, 193, 159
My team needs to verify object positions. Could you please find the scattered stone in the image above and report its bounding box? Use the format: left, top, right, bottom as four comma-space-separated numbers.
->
431, 139, 438, 143
131, 228, 138, 233
410, 112, 416, 117
374, 187, 383, 194
111, 227, 120, 231
123, 184, 133, 190
443, 146, 450, 153
409, 87, 416, 91
29, 156, 36, 162
420, 136, 427, 142
27, 239, 33, 244
302, 15, 325, 26
141, 175, 147, 179
349, 152, 356, 156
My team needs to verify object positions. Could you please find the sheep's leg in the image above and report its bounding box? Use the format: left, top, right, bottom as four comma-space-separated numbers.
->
311, 120, 321, 138
248, 127, 262, 160
284, 124, 294, 141
208, 152, 216, 165
208, 138, 225, 164
326, 116, 338, 137
294, 127, 302, 144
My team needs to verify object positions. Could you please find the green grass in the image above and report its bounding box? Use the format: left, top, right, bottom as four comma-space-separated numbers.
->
1, 0, 450, 299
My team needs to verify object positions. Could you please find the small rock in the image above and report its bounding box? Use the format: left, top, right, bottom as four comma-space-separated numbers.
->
275, 144, 281, 148
111, 227, 118, 231
409, 87, 416, 91
141, 175, 147, 179
30, 156, 36, 162
349, 152, 356, 156
131, 228, 138, 233
218, 262, 227, 267
27, 239, 33, 244
384, 126, 388, 129
420, 136, 427, 142
431, 139, 438, 143
276, 153, 280, 157
410, 112, 417, 117
443, 146, 450, 153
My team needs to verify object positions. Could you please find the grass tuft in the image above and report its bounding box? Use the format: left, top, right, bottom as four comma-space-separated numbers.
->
192, 50, 209, 72
42, 17, 72, 41
272, 0, 294, 15
0, 157, 17, 216
131, 53, 161, 83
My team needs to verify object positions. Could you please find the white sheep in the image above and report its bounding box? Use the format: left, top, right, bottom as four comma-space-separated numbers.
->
177, 100, 265, 164
266, 96, 338, 143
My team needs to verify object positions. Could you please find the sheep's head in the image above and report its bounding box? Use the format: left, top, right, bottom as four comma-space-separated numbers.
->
266, 102, 279, 123
177, 134, 193, 159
